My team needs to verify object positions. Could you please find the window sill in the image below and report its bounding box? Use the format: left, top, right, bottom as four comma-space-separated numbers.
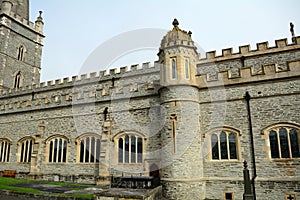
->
208, 159, 241, 163
271, 158, 300, 162
117, 163, 143, 166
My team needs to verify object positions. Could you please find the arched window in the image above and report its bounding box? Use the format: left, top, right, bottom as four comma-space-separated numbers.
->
77, 134, 101, 163
0, 139, 11, 163
116, 132, 143, 164
14, 71, 22, 88
171, 58, 176, 79
18, 137, 34, 163
46, 135, 68, 163
17, 45, 25, 61
265, 124, 300, 159
209, 128, 239, 160
185, 58, 190, 79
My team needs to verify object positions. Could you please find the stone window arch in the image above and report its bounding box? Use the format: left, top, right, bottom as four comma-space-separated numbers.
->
76, 133, 101, 163
45, 135, 69, 163
206, 127, 241, 161
18, 137, 34, 163
0, 138, 12, 163
171, 58, 177, 79
114, 132, 144, 164
17, 45, 26, 61
13, 71, 23, 89
185, 58, 190, 79
262, 123, 300, 159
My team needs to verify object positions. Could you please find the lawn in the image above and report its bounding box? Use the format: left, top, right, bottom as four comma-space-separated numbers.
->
0, 177, 94, 199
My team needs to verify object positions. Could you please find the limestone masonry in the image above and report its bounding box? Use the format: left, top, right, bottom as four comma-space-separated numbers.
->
0, 1, 299, 200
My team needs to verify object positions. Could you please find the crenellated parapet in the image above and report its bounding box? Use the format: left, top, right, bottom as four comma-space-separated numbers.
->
201, 36, 300, 63
196, 36, 300, 86
0, 62, 160, 114
0, 3, 43, 35
197, 59, 300, 88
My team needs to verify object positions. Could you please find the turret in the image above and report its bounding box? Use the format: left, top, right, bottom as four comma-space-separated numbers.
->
158, 19, 204, 199
11, 0, 29, 20
1, 0, 13, 15
0, 0, 44, 90
158, 18, 199, 87
35, 11, 44, 33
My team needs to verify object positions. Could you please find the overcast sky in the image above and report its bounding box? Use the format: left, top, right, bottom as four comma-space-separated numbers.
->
30, 0, 300, 82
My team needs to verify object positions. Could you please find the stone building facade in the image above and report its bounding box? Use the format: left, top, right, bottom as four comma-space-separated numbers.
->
0, 1, 299, 200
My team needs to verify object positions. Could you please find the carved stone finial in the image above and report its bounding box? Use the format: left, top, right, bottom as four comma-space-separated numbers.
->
172, 18, 179, 28
36, 10, 44, 23
188, 31, 192, 36
290, 22, 295, 37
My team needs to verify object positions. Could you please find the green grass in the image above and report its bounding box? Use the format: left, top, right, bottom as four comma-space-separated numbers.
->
0, 177, 41, 194
0, 177, 94, 199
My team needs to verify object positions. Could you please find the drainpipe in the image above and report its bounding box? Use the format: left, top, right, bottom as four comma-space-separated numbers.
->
244, 91, 257, 200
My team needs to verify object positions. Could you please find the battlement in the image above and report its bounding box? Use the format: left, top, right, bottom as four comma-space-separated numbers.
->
0, 62, 159, 97
197, 60, 300, 88
201, 36, 300, 63
0, 61, 160, 114
0, 9, 34, 29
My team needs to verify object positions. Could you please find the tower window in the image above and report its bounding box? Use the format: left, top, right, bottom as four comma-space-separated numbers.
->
185, 59, 190, 79
14, 71, 22, 88
17, 45, 25, 61
171, 58, 177, 79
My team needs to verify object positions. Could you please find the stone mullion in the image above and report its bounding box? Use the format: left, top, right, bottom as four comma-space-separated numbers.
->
29, 140, 33, 162
226, 132, 230, 160
218, 133, 221, 160
286, 128, 292, 158
7, 142, 10, 162
93, 139, 96, 164
129, 135, 131, 163
51, 139, 55, 163
135, 137, 138, 164
89, 137, 92, 163
3, 142, 7, 162
276, 129, 282, 158
0, 142, 2, 162
60, 139, 64, 163
122, 137, 125, 163
83, 139, 86, 163
25, 140, 30, 162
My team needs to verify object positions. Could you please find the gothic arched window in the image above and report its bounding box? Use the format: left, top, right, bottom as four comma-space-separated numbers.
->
17, 45, 25, 61
171, 58, 177, 79
14, 71, 22, 89
185, 58, 190, 79
0, 138, 11, 163
116, 132, 143, 164
209, 128, 240, 161
18, 137, 34, 163
46, 135, 68, 163
77, 134, 101, 163
266, 124, 300, 159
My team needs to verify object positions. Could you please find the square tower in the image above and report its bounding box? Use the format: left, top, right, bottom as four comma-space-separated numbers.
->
0, 0, 44, 90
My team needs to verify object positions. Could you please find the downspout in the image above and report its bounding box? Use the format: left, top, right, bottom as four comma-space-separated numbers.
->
244, 91, 257, 200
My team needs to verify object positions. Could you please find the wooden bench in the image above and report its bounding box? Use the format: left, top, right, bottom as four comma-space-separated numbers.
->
3, 170, 16, 178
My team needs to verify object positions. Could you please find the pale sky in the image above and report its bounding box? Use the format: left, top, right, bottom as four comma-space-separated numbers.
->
29, 0, 300, 82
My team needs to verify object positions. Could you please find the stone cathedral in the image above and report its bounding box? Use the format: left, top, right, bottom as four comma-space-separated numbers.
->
0, 1, 299, 200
